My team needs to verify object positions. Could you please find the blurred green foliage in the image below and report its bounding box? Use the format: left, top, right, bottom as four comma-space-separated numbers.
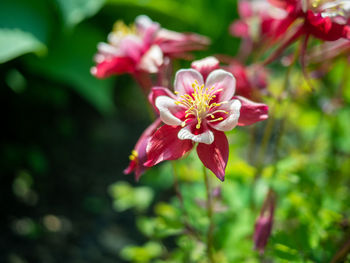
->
1, 0, 350, 262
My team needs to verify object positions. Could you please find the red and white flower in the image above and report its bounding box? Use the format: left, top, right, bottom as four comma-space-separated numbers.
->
144, 66, 268, 181
145, 68, 240, 181
91, 15, 210, 79
91, 17, 163, 78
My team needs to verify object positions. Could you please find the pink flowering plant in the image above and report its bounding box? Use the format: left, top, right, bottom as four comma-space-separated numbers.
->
2, 0, 350, 262
90, 4, 350, 263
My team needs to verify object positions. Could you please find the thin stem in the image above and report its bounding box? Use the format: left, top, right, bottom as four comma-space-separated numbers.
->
203, 166, 215, 263
262, 26, 303, 66
171, 162, 184, 207
171, 162, 200, 240
330, 237, 350, 263
336, 58, 349, 98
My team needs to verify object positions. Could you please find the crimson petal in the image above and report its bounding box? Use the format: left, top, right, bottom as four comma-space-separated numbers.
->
124, 118, 162, 181
144, 125, 194, 167
148, 86, 177, 113
196, 130, 229, 181
92, 56, 135, 78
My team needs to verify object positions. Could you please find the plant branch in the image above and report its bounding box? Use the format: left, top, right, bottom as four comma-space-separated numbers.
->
203, 166, 215, 263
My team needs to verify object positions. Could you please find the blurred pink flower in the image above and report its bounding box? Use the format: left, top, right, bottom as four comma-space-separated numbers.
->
230, 0, 287, 41
262, 0, 350, 65
269, 0, 350, 41
224, 61, 268, 100
91, 18, 163, 78
91, 15, 210, 79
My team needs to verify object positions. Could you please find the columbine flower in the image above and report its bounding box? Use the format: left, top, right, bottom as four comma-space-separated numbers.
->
91, 15, 210, 80
254, 189, 276, 254
144, 67, 268, 181
91, 17, 163, 78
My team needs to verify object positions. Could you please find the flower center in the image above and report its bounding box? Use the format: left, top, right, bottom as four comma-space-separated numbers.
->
112, 21, 137, 37
175, 81, 228, 129
306, 0, 350, 22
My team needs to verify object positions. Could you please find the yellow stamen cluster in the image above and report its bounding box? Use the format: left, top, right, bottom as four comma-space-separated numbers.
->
311, 0, 349, 18
311, 0, 323, 8
129, 150, 138, 161
175, 81, 228, 129
113, 20, 137, 36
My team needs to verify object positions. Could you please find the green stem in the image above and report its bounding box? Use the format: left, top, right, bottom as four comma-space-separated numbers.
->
171, 162, 200, 240
203, 166, 215, 263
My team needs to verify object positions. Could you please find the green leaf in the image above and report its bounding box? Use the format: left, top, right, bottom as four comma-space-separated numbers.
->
0, 0, 51, 62
273, 243, 301, 262
108, 181, 154, 212
120, 242, 162, 262
0, 29, 46, 63
55, 0, 105, 27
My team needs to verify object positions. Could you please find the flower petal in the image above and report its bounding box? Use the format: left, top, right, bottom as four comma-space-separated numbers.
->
205, 69, 236, 102
120, 35, 144, 62
178, 125, 214, 144
196, 130, 229, 181
209, 99, 241, 131
191, 56, 220, 81
124, 118, 162, 181
138, 45, 163, 73
148, 86, 177, 113
155, 96, 184, 126
174, 69, 204, 95
230, 21, 250, 38
238, 0, 253, 18
234, 96, 269, 126
135, 15, 154, 31
91, 56, 135, 78
144, 125, 194, 167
